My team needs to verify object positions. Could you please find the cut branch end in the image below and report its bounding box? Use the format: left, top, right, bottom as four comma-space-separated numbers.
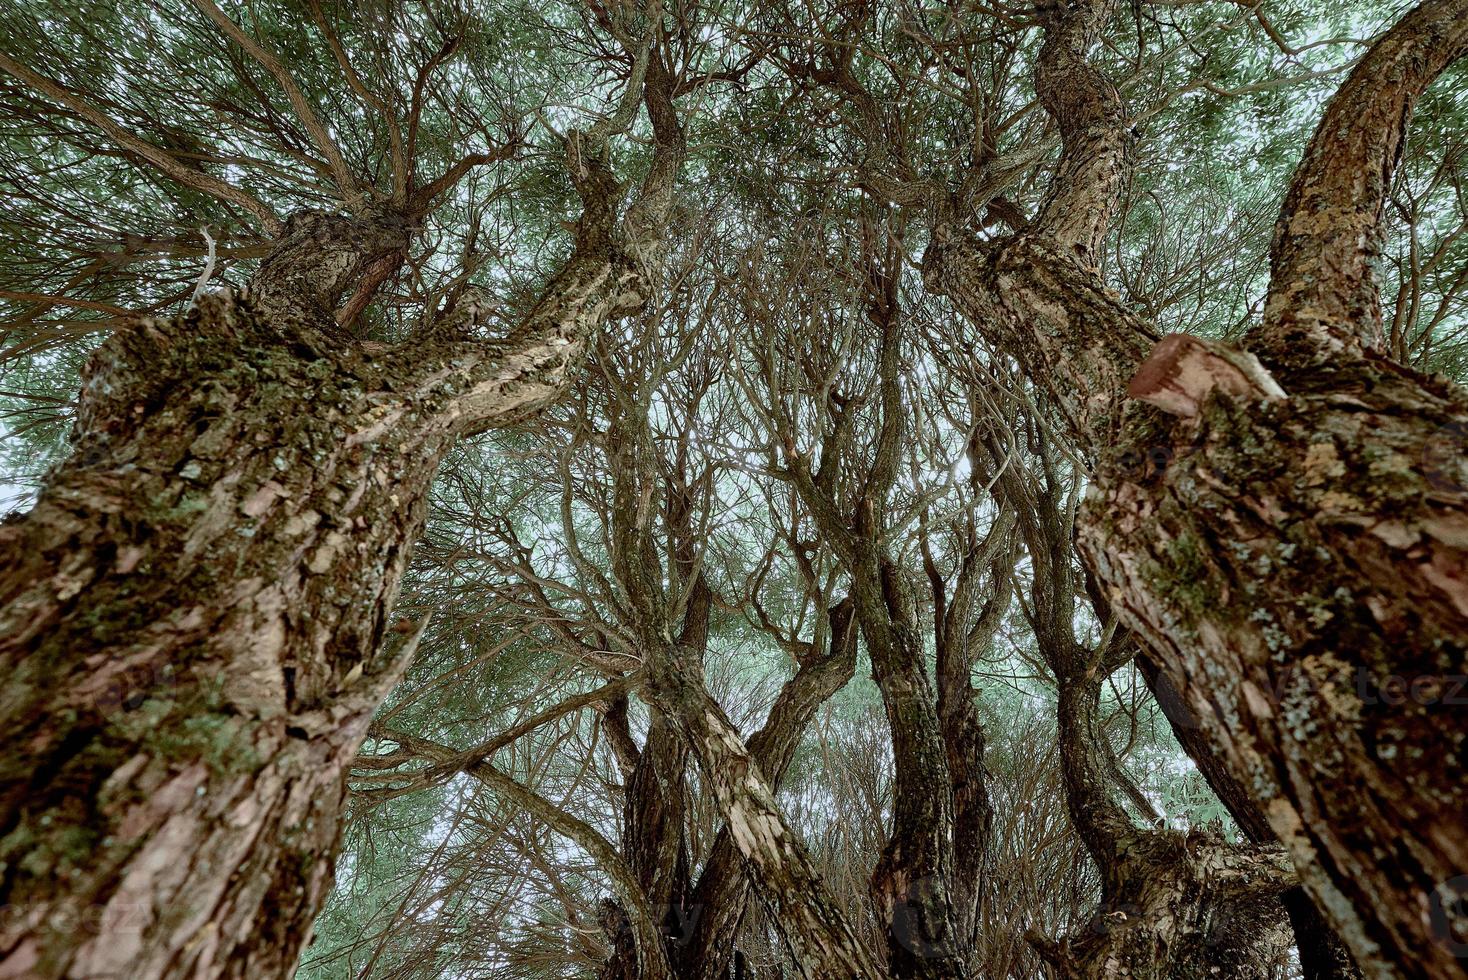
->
1128, 333, 1286, 418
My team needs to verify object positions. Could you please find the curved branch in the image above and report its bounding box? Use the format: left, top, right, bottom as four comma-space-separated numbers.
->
1031, 0, 1125, 261
1256, 0, 1468, 364
681, 598, 858, 977
642, 642, 882, 979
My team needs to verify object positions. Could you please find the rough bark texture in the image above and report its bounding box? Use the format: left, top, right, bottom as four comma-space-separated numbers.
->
921, 1, 1468, 977
1083, 353, 1468, 980
1139, 655, 1362, 980
597, 716, 692, 980
642, 647, 880, 979
1038, 680, 1295, 980
676, 599, 859, 980
0, 296, 430, 977
926, 512, 1011, 969
578, 324, 878, 980
1036, 825, 1295, 980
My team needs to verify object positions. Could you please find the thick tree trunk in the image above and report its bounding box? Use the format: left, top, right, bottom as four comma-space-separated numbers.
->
1035, 827, 1294, 980
1036, 678, 1295, 980
1081, 352, 1468, 979
931, 209, 1468, 980
967, 414, 1296, 980
0, 298, 444, 978
677, 599, 859, 980
641, 647, 881, 979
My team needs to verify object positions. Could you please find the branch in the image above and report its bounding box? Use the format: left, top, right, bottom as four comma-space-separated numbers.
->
1255, 0, 1468, 364
0, 51, 282, 234
681, 596, 858, 974
191, 0, 362, 207
1031, 0, 1126, 262
372, 725, 674, 980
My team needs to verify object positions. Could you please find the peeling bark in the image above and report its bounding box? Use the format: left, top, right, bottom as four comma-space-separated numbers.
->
1033, 826, 1295, 980
641, 645, 880, 979
677, 599, 859, 980
1138, 656, 1362, 980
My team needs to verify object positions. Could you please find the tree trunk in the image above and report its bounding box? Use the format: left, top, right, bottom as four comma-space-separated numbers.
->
1138, 652, 1362, 980
641, 643, 882, 980
0, 298, 442, 978
966, 414, 1296, 980
594, 365, 875, 979
1081, 349, 1468, 980
779, 239, 975, 978
1035, 828, 1295, 980
677, 599, 859, 980
598, 717, 692, 980
1035, 677, 1295, 980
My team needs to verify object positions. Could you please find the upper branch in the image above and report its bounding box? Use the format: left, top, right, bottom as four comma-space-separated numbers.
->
1031, 0, 1125, 263
0, 50, 282, 234
1254, 0, 1468, 366
192, 0, 363, 209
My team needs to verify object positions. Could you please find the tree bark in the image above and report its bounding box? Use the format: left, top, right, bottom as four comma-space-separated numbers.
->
677, 598, 859, 980
598, 716, 692, 980
779, 235, 976, 978
1036, 676, 1295, 980
1034, 826, 1295, 980
973, 429, 1296, 980
641, 645, 881, 979
592, 340, 876, 980
1138, 654, 1362, 980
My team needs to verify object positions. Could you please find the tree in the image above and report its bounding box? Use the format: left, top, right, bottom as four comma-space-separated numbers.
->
915, 0, 1468, 975
3, 0, 1466, 977
0, 2, 689, 974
